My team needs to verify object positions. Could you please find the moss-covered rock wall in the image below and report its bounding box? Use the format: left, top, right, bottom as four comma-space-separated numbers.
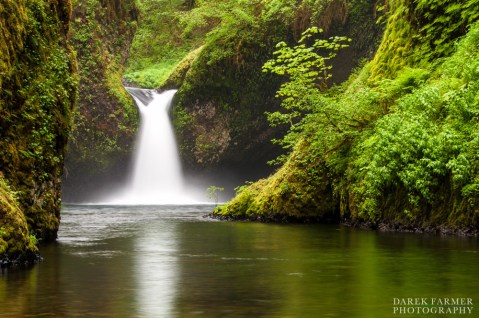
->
213, 0, 479, 234
165, 0, 382, 176
0, 177, 38, 262
62, 0, 139, 202
0, 0, 77, 262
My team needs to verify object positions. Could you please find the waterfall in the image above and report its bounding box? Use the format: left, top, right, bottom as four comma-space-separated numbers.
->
107, 88, 196, 205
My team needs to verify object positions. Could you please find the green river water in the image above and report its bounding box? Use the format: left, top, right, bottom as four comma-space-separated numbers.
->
1, 205, 478, 317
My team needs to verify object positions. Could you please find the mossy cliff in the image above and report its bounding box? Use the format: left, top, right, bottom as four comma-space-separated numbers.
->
62, 0, 139, 202
213, 0, 479, 234
172, 0, 381, 172
0, 178, 38, 262
126, 0, 382, 177
0, 0, 77, 262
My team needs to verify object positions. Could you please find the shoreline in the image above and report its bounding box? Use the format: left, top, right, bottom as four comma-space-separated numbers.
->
209, 212, 479, 237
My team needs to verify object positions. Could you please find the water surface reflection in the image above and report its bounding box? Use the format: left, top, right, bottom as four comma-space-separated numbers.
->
1, 205, 478, 317
135, 219, 179, 317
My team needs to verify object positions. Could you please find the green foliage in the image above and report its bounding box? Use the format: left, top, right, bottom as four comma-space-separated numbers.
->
369, 0, 479, 81
217, 2, 479, 231
263, 27, 350, 155
414, 0, 479, 59
350, 22, 479, 223
376, 67, 429, 110
124, 0, 196, 88
29, 232, 39, 245
207, 185, 225, 205
125, 62, 183, 88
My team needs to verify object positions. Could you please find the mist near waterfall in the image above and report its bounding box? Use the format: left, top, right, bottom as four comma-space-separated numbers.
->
62, 88, 275, 205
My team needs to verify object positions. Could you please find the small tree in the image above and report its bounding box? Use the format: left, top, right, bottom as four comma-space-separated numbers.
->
262, 27, 350, 162
207, 185, 225, 205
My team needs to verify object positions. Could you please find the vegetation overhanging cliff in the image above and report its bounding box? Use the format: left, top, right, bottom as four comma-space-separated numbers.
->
213, 0, 479, 235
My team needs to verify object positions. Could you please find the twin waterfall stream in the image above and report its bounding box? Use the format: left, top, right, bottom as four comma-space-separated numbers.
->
106, 88, 197, 205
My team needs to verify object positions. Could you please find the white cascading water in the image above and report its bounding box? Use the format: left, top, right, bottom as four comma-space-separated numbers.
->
108, 88, 196, 204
